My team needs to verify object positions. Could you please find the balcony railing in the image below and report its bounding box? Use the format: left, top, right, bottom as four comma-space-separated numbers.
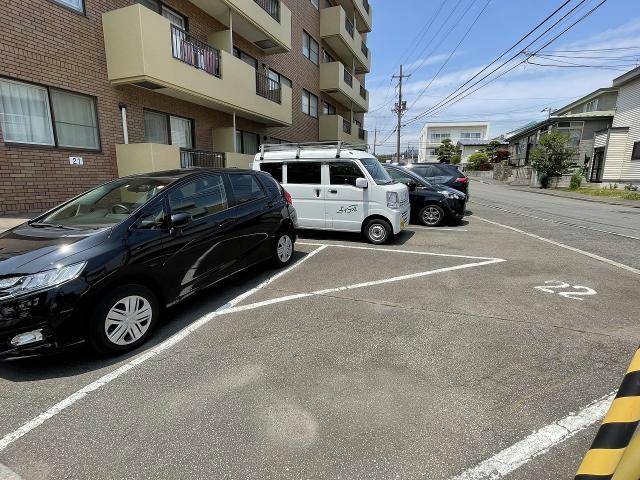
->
359, 85, 367, 99
345, 17, 355, 38
254, 0, 280, 22
180, 149, 226, 168
256, 71, 282, 104
171, 25, 221, 77
342, 118, 352, 135
358, 128, 366, 140
361, 41, 369, 58
344, 68, 353, 87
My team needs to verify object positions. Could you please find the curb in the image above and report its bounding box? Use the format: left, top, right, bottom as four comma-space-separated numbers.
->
575, 347, 640, 479
509, 188, 640, 208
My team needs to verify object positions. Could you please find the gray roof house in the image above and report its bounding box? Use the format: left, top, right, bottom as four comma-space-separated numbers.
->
455, 138, 508, 165
589, 67, 640, 184
505, 88, 618, 167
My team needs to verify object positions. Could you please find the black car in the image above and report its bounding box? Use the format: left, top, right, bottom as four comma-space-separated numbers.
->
406, 163, 469, 197
0, 169, 298, 358
384, 165, 466, 227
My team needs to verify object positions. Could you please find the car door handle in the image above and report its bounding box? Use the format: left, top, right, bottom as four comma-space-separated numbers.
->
314, 188, 321, 198
328, 189, 338, 194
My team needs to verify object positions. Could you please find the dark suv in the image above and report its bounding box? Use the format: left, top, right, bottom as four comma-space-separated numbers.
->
0, 169, 297, 358
406, 163, 469, 197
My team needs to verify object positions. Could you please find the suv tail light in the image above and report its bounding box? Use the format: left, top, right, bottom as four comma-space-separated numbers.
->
283, 189, 293, 205
455, 177, 468, 183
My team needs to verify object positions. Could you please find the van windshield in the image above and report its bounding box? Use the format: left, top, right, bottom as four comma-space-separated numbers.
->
360, 158, 393, 185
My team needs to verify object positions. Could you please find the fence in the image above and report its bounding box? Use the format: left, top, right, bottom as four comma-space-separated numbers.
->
256, 71, 282, 103
180, 149, 226, 169
342, 119, 352, 135
171, 26, 221, 78
254, 0, 280, 21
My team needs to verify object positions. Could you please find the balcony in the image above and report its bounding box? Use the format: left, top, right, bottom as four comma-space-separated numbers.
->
115, 144, 227, 176
332, 0, 372, 32
188, 0, 292, 53
320, 6, 371, 74
319, 115, 367, 144
320, 62, 369, 113
103, 5, 292, 126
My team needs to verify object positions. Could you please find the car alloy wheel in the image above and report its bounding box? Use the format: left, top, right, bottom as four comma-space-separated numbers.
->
105, 295, 153, 346
277, 234, 293, 263
420, 205, 445, 227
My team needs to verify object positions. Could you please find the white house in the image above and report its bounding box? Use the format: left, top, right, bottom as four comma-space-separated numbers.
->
418, 121, 489, 162
590, 67, 640, 185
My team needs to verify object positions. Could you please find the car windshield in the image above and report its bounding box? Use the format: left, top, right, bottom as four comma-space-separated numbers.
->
38, 177, 174, 228
360, 158, 393, 185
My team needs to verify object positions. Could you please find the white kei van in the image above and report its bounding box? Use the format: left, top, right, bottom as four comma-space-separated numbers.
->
252, 143, 410, 244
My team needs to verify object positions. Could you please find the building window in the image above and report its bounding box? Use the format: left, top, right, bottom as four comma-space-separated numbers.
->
430, 132, 450, 141
49, 0, 85, 14
555, 121, 583, 147
302, 90, 318, 118
137, 0, 187, 29
583, 99, 599, 113
268, 69, 292, 88
0, 78, 100, 150
233, 47, 258, 69
632, 141, 640, 160
236, 129, 260, 155
322, 101, 336, 115
461, 132, 481, 139
49, 89, 100, 149
310, 0, 319, 9
302, 31, 319, 65
143, 110, 193, 149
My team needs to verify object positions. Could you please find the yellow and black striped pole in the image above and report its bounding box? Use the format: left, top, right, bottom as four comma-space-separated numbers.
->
611, 429, 640, 480
575, 346, 640, 480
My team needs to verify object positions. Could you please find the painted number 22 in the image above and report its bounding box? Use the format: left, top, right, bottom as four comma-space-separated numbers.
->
534, 281, 597, 301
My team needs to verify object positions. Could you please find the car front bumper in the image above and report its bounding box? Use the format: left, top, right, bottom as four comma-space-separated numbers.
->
0, 279, 89, 358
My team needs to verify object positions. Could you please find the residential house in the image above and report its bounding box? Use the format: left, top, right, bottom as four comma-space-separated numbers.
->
455, 138, 508, 166
418, 121, 489, 162
0, 0, 373, 214
505, 88, 617, 168
590, 67, 640, 185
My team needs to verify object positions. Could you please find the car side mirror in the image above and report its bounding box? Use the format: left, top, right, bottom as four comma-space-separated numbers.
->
355, 178, 368, 189
406, 181, 417, 191
170, 212, 191, 229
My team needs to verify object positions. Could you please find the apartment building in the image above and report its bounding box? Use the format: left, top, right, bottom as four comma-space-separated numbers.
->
0, 0, 373, 214
417, 121, 489, 163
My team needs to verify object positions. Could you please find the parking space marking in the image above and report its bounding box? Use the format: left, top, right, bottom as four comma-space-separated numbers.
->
472, 201, 640, 241
0, 243, 505, 453
474, 216, 640, 275
407, 226, 469, 232
449, 392, 616, 480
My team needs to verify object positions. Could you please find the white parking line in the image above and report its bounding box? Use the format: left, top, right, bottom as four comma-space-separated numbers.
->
449, 392, 615, 480
0, 462, 22, 480
0, 243, 504, 453
408, 226, 469, 232
474, 216, 640, 275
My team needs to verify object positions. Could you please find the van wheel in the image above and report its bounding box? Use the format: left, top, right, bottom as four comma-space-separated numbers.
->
419, 205, 445, 227
89, 284, 159, 355
272, 230, 294, 267
363, 219, 392, 245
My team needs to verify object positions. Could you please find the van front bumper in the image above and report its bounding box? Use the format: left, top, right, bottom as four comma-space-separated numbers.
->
391, 206, 411, 234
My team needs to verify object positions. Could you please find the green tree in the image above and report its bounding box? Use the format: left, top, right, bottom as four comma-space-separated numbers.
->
467, 151, 489, 170
530, 130, 575, 188
450, 153, 461, 165
436, 138, 458, 163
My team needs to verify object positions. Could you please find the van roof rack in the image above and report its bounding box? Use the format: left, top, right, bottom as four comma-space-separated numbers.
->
259, 141, 368, 160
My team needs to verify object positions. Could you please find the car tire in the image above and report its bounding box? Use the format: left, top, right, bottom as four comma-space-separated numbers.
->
419, 205, 446, 227
89, 284, 159, 355
363, 218, 392, 245
272, 230, 294, 268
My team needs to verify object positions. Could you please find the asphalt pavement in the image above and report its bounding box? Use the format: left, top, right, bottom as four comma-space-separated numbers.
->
1, 184, 639, 479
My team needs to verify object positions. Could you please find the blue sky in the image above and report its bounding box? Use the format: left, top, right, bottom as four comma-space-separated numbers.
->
365, 0, 640, 153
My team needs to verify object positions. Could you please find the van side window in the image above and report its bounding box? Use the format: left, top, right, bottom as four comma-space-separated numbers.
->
228, 174, 265, 205
329, 162, 363, 186
168, 174, 228, 219
261, 162, 283, 182
287, 162, 321, 184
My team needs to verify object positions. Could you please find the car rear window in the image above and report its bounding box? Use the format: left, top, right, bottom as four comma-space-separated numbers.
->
260, 162, 283, 182
228, 174, 265, 205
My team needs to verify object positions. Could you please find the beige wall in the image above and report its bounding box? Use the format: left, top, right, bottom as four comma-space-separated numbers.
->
116, 144, 181, 177
320, 6, 371, 73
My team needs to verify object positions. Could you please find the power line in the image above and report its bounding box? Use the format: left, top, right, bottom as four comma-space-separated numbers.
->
405, 0, 609, 124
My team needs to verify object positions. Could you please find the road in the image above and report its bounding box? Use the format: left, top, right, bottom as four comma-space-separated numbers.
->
470, 181, 640, 270
0, 186, 639, 479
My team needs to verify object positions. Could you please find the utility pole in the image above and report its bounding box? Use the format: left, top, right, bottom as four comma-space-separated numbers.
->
372, 127, 378, 155
541, 107, 553, 119
392, 65, 410, 163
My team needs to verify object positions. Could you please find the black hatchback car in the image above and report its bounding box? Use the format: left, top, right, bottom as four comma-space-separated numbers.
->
406, 163, 469, 197
384, 165, 466, 227
0, 169, 297, 358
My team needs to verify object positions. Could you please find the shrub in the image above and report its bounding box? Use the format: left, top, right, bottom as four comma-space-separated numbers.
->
569, 173, 583, 190
530, 130, 575, 189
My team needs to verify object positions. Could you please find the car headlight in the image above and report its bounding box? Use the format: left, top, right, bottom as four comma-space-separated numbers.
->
387, 191, 400, 209
0, 262, 86, 299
